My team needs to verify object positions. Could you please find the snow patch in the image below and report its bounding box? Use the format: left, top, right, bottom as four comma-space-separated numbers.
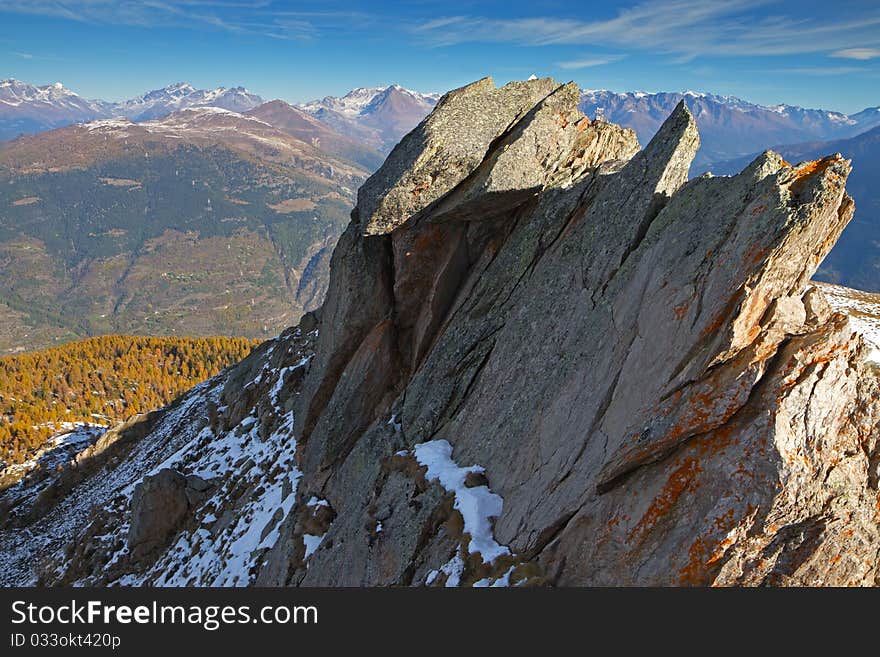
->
412, 439, 510, 563
303, 533, 325, 560
819, 283, 880, 364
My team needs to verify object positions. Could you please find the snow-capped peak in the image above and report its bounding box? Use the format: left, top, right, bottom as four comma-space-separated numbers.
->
110, 83, 264, 121
299, 84, 440, 118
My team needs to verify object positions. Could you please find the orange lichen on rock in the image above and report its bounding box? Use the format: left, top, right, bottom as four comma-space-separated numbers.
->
750, 203, 767, 217
629, 457, 701, 541
679, 536, 711, 585
788, 155, 840, 195
679, 504, 754, 585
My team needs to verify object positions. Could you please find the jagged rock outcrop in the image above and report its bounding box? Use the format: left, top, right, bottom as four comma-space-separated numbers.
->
282, 76, 879, 586
5, 77, 878, 587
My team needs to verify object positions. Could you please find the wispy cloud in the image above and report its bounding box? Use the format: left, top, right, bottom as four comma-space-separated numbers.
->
831, 48, 880, 60
774, 66, 866, 76
555, 55, 626, 70
5, 0, 880, 69
411, 0, 880, 60
0, 0, 358, 41
10, 50, 60, 61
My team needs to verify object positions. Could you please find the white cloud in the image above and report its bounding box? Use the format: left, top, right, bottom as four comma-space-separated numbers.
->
0, 0, 331, 41
831, 48, 880, 60
556, 55, 625, 70
411, 0, 880, 60
775, 66, 865, 76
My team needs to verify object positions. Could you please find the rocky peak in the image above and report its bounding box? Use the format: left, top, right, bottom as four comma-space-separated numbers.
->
291, 76, 878, 585
6, 77, 878, 587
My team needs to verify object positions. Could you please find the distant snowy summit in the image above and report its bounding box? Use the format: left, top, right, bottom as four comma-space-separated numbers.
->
0, 79, 264, 140
578, 87, 880, 168
298, 84, 441, 153
113, 82, 264, 121
0, 78, 109, 122
299, 84, 440, 118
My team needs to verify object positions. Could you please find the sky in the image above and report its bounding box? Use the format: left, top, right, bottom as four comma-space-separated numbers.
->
0, 0, 878, 113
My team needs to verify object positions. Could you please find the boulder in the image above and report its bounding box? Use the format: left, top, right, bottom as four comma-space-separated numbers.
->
127, 469, 190, 560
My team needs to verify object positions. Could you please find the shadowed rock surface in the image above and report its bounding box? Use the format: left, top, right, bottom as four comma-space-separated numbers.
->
4, 77, 878, 587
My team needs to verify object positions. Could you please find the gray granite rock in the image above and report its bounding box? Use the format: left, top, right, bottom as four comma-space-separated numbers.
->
289, 78, 879, 585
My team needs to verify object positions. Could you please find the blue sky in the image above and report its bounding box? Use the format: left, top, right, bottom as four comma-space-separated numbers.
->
1, 0, 878, 113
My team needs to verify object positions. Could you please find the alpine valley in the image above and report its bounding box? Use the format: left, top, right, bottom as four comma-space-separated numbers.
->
0, 81, 441, 353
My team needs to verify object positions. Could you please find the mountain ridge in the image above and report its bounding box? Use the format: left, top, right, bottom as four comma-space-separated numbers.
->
298, 84, 441, 153
0, 79, 264, 141
579, 88, 880, 170
708, 124, 880, 293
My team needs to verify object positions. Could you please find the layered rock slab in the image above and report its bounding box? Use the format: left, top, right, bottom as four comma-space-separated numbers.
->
285, 77, 879, 585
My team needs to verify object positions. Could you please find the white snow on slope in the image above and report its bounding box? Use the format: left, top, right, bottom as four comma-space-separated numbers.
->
142, 410, 301, 586
412, 439, 510, 563
102, 343, 308, 586
0, 423, 106, 491
817, 282, 880, 364
0, 328, 314, 588
0, 377, 217, 586
302, 533, 325, 560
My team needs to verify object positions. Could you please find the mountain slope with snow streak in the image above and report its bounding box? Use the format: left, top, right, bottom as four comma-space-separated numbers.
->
300, 85, 441, 153
0, 326, 315, 586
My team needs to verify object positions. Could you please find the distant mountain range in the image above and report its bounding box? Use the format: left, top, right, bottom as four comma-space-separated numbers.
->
579, 89, 880, 171
5, 77, 878, 169
0, 79, 440, 153
0, 79, 264, 140
113, 82, 263, 121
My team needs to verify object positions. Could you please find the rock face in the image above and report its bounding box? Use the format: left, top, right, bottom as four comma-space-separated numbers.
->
7, 77, 878, 587
286, 76, 879, 586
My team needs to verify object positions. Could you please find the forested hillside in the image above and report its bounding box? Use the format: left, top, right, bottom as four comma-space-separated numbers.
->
0, 108, 368, 353
0, 334, 258, 464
